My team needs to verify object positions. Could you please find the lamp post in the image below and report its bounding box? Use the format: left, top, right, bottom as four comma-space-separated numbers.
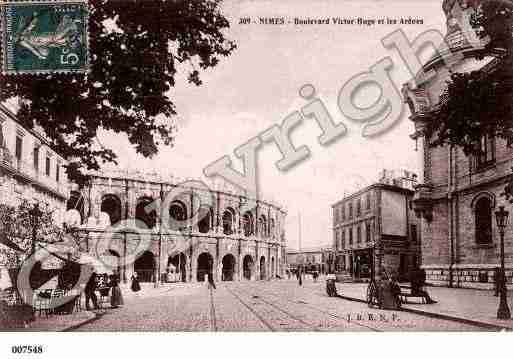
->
495, 205, 511, 320
28, 203, 43, 255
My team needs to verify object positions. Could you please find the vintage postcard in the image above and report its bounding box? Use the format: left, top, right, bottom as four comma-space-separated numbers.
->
0, 0, 511, 357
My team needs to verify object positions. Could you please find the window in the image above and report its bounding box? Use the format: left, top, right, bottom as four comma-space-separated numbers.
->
357, 225, 361, 243
476, 133, 495, 168
348, 202, 353, 219
411, 224, 418, 243
349, 228, 353, 245
366, 222, 371, 242
33, 146, 39, 171
334, 230, 339, 251
341, 230, 345, 249
356, 198, 361, 216
45, 156, 51, 176
341, 206, 345, 221
15, 136, 22, 160
366, 194, 371, 209
475, 197, 493, 244
56, 163, 60, 182
334, 207, 339, 223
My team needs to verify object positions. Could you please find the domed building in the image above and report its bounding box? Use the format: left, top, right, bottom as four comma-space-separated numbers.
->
403, 0, 513, 288
67, 170, 287, 284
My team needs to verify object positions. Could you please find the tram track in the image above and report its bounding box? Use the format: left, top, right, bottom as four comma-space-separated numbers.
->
224, 286, 276, 331
225, 285, 326, 331
238, 282, 497, 332
242, 284, 384, 332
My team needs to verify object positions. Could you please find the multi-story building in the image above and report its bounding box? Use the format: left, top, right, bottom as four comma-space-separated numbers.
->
403, 0, 513, 289
0, 103, 69, 216
332, 170, 419, 280
0, 103, 70, 272
69, 170, 287, 283
286, 246, 333, 274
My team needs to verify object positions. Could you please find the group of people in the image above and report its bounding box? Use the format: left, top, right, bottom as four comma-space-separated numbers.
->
84, 271, 143, 310
285, 269, 320, 286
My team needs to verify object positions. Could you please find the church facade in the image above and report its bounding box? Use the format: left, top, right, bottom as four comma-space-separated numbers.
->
403, 0, 513, 289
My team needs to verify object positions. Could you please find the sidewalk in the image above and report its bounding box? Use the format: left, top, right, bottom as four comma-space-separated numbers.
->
335, 282, 513, 330
19, 310, 98, 332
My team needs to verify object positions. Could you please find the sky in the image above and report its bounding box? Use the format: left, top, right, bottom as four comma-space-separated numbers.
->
99, 0, 447, 250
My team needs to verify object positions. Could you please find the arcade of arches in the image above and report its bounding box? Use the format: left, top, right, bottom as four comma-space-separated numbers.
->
69, 174, 286, 283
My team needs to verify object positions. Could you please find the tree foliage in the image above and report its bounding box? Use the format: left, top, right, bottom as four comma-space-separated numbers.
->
0, 0, 236, 184
430, 0, 513, 155
0, 200, 77, 268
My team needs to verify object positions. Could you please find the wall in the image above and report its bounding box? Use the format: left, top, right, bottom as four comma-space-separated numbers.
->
381, 190, 407, 236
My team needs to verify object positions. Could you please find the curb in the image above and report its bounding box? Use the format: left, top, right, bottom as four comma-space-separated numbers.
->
60, 311, 101, 332
336, 294, 510, 331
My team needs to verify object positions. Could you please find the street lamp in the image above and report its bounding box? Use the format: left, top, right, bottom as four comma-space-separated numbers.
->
28, 203, 43, 255
495, 205, 511, 320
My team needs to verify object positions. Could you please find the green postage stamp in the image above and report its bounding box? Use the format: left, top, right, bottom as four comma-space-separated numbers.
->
0, 0, 89, 74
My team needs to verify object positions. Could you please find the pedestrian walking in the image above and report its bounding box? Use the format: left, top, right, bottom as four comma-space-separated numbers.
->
85, 272, 99, 310
298, 268, 303, 286
131, 272, 141, 293
109, 275, 124, 308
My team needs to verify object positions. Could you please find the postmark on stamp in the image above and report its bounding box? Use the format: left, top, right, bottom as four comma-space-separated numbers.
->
0, 0, 89, 75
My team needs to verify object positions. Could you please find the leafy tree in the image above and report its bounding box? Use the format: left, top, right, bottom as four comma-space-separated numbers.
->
430, 0, 513, 155
0, 0, 236, 184
0, 200, 79, 268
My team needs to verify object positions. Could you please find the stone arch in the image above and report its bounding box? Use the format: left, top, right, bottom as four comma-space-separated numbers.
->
169, 199, 187, 230
243, 211, 255, 237
222, 207, 237, 235
198, 206, 214, 233
134, 250, 156, 282
470, 191, 496, 210
243, 255, 254, 280
258, 214, 267, 238
474, 196, 494, 245
106, 249, 121, 277
101, 194, 122, 226
197, 252, 214, 282
260, 256, 266, 280
67, 191, 84, 223
168, 252, 187, 282
135, 196, 157, 229
221, 254, 236, 281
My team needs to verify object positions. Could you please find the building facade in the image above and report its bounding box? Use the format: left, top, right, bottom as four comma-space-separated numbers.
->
69, 170, 287, 283
286, 246, 333, 274
403, 0, 513, 288
0, 104, 69, 211
332, 170, 419, 280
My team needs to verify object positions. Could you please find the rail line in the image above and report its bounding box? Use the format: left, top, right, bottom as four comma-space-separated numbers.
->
224, 286, 277, 331
244, 284, 384, 332
227, 285, 335, 331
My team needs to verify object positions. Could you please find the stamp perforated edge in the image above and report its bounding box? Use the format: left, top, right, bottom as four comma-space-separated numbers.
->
0, 0, 90, 76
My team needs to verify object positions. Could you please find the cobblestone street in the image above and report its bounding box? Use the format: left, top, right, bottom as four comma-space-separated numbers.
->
73, 280, 489, 332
